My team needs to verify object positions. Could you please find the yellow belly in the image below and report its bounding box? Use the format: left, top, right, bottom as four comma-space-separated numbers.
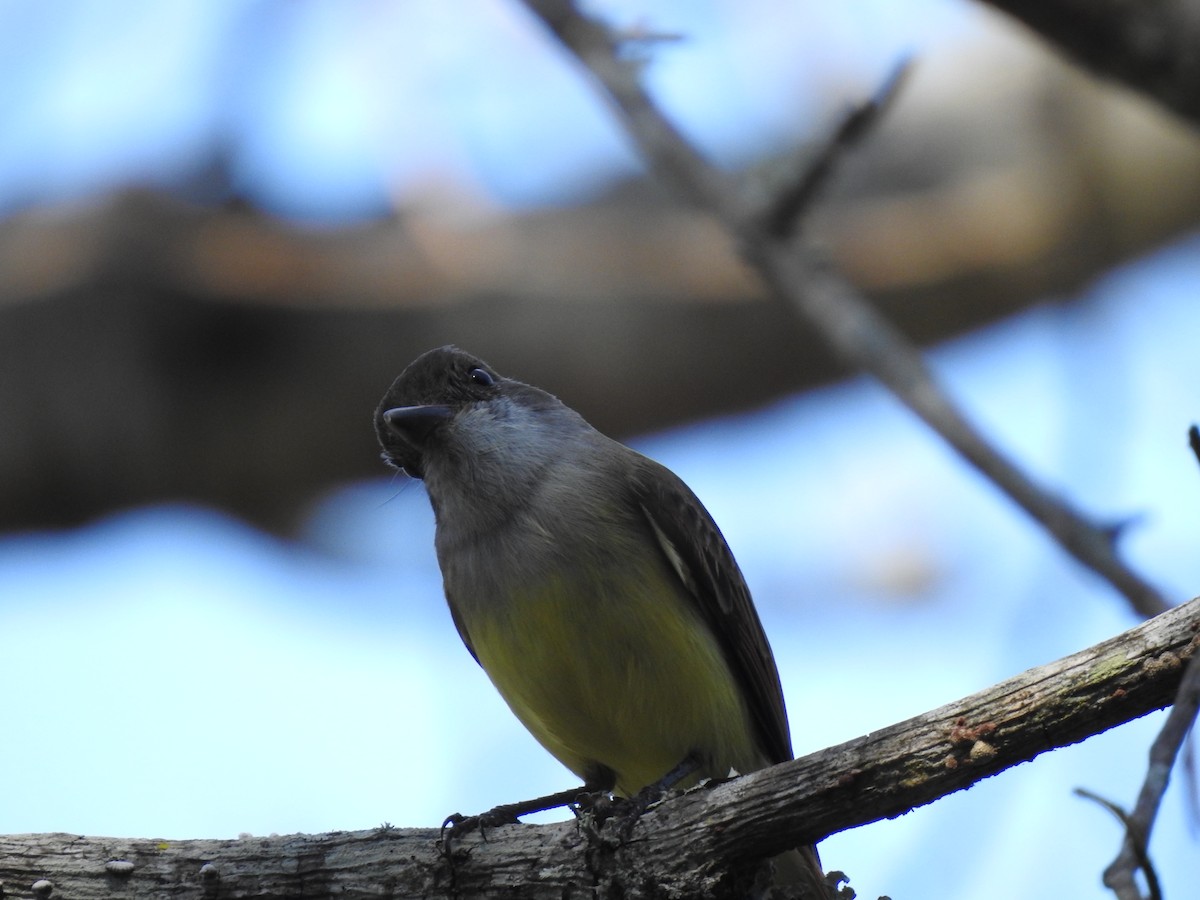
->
463, 565, 765, 797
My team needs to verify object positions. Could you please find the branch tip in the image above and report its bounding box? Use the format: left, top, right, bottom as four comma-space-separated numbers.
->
753, 57, 915, 240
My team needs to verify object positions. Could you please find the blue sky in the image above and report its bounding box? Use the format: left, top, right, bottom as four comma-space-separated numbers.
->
0, 0, 970, 218
0, 3, 1196, 899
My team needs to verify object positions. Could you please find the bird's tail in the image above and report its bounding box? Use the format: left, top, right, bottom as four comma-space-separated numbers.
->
765, 842, 832, 900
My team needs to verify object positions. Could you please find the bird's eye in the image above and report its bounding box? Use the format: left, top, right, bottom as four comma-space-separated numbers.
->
468, 367, 495, 387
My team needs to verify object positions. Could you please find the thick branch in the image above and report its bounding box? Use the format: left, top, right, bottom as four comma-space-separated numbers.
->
3, 597, 1196, 899
7, 41, 1200, 536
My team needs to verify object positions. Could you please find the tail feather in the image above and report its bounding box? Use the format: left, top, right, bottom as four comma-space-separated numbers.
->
766, 843, 834, 900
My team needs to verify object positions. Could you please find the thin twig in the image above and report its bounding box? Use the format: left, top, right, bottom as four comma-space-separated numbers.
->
1090, 426, 1200, 894
1083, 427, 1200, 898
753, 58, 914, 239
1076, 787, 1162, 900
521, 0, 1172, 619
1099, 648, 1200, 898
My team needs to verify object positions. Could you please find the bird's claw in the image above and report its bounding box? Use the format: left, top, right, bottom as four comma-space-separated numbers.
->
440, 805, 522, 848
569, 789, 661, 843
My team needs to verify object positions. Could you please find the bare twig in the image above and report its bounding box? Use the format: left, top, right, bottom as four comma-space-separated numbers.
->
752, 58, 913, 239
521, 0, 1172, 619
1098, 648, 1200, 898
1078, 428, 1200, 898
1075, 787, 1162, 900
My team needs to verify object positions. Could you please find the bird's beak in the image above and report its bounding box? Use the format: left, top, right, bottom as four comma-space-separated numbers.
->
379, 405, 453, 479
382, 405, 453, 441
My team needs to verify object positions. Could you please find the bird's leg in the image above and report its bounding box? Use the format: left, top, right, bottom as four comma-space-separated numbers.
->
441, 766, 617, 854
595, 752, 702, 842
442, 784, 595, 835
638, 752, 703, 805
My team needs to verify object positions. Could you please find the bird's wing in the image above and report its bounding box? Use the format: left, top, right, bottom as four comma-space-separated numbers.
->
629, 457, 793, 765
445, 589, 482, 665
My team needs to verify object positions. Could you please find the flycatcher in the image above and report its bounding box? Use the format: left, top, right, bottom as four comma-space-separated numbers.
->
375, 345, 824, 896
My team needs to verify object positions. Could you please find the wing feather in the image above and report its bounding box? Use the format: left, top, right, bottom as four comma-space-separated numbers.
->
630, 458, 793, 765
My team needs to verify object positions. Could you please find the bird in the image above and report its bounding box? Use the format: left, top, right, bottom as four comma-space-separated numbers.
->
375, 345, 825, 896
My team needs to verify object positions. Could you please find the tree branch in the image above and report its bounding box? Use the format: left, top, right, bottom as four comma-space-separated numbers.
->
750, 58, 913, 240
1107, 645, 1199, 898
3, 597, 1196, 899
520, 0, 1172, 619
1092, 428, 1200, 898
1075, 785, 1163, 900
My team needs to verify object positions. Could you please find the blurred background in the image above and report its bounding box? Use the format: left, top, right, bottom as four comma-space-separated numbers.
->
1, 1, 1197, 898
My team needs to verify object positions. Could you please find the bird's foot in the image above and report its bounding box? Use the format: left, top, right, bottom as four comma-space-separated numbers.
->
439, 783, 603, 857
596, 755, 702, 842
439, 803, 522, 852
571, 785, 669, 845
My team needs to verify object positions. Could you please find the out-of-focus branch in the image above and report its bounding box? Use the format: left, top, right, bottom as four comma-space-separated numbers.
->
977, 0, 1200, 127
6, 8, 1200, 536
751, 58, 913, 240
522, 0, 1172, 618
